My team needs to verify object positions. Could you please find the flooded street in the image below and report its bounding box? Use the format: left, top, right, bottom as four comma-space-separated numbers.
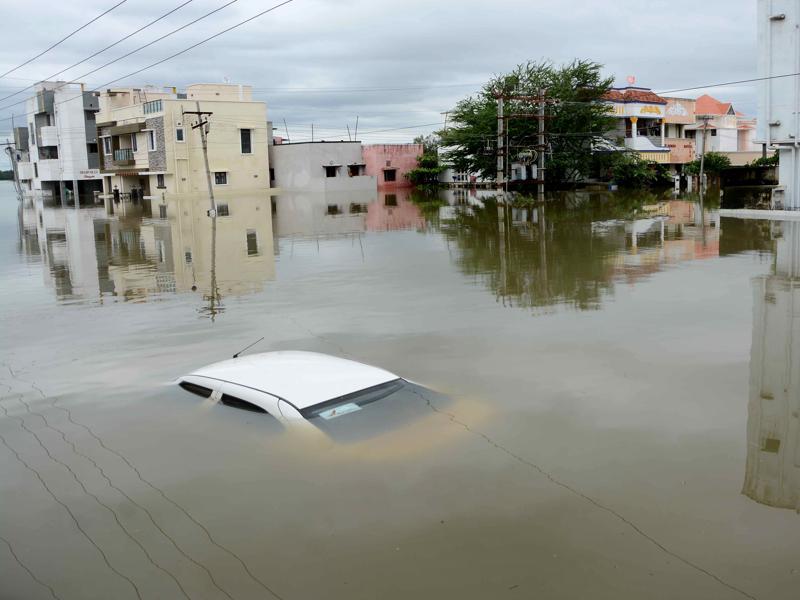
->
1, 181, 798, 599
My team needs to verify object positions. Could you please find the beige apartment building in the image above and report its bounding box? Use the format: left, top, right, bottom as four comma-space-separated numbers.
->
95, 83, 269, 202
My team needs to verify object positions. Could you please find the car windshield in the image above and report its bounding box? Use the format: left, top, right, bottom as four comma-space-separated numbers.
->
300, 379, 446, 442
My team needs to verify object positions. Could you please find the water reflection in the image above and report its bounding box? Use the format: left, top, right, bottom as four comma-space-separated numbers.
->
743, 220, 800, 512
438, 195, 721, 311
17, 193, 275, 306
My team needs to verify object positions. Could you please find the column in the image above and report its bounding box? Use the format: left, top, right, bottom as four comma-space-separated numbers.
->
72, 179, 80, 206
630, 117, 638, 139
660, 119, 666, 147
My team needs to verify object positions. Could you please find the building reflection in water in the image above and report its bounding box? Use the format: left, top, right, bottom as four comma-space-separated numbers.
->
272, 189, 426, 247
439, 195, 721, 311
18, 192, 275, 306
743, 220, 800, 512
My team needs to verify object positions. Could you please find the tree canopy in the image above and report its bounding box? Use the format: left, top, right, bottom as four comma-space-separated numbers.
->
438, 60, 615, 185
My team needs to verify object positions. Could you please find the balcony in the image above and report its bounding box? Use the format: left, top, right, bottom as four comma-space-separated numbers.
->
17, 162, 33, 180
39, 126, 59, 147
142, 100, 163, 115
113, 148, 135, 166
37, 159, 62, 180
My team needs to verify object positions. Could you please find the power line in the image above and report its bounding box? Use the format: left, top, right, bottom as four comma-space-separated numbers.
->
0, 0, 297, 124
0, 0, 241, 115
0, 0, 128, 79
657, 72, 800, 95
0, 0, 197, 104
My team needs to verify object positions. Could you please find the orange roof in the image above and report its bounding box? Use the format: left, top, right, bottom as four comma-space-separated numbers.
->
602, 87, 667, 104
695, 94, 733, 115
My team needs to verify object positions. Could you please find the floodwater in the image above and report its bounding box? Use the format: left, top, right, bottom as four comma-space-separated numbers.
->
1, 181, 798, 600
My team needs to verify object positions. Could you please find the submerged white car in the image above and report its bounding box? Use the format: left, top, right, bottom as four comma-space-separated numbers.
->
178, 351, 442, 440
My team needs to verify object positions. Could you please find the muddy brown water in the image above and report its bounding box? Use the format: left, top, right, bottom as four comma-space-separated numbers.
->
1, 182, 798, 599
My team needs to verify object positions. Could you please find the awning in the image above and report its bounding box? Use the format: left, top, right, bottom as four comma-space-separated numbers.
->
109, 123, 145, 135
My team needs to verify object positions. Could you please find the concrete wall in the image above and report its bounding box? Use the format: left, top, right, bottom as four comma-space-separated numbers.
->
758, 0, 800, 145
269, 142, 376, 193
363, 144, 423, 189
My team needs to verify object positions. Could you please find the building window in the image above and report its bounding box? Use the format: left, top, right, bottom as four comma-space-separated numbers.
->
33, 162, 38, 177
147, 130, 156, 151
246, 230, 258, 256
87, 143, 98, 154
29, 123, 34, 146
710, 130, 717, 137
385, 194, 397, 206
217, 203, 230, 216
176, 127, 185, 142
240, 129, 252, 154
324, 165, 338, 178
156, 174, 165, 189
159, 204, 167, 219
130, 133, 138, 152
214, 172, 228, 185
269, 167, 275, 182
384, 169, 397, 182
103, 137, 112, 155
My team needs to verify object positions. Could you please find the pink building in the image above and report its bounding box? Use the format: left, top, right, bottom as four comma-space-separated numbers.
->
363, 143, 423, 189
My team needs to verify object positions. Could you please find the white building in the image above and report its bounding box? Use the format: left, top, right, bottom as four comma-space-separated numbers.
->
268, 141, 376, 194
17, 81, 103, 200
757, 0, 800, 209
743, 220, 800, 512
688, 95, 760, 156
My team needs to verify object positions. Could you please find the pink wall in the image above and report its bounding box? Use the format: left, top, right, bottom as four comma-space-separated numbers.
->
363, 144, 423, 189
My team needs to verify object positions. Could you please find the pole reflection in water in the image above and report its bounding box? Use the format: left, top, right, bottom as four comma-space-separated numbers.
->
743, 220, 800, 512
16, 192, 275, 310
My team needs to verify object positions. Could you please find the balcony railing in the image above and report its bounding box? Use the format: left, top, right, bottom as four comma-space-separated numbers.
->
142, 100, 163, 115
114, 148, 134, 162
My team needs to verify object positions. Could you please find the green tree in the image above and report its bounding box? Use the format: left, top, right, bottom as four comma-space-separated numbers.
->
438, 60, 615, 185
685, 152, 731, 175
413, 134, 440, 155
602, 152, 672, 188
405, 151, 445, 186
747, 152, 779, 167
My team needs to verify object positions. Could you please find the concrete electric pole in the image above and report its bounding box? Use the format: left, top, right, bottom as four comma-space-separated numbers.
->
183, 101, 216, 215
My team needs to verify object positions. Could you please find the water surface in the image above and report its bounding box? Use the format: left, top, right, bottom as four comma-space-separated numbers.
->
1, 182, 798, 599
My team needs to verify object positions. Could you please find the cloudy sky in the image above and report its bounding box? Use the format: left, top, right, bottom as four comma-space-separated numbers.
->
0, 0, 758, 160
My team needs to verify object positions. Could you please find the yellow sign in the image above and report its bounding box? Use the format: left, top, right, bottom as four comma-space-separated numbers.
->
640, 105, 663, 116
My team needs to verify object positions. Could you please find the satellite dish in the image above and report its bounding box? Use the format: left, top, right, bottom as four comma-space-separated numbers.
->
626, 75, 636, 85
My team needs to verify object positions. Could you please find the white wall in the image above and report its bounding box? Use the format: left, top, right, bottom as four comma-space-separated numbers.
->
758, 0, 800, 145
270, 142, 376, 193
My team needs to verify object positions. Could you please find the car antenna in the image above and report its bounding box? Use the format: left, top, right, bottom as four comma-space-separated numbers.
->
233, 337, 265, 359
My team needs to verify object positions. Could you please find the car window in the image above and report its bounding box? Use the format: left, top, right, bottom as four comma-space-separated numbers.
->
302, 380, 447, 443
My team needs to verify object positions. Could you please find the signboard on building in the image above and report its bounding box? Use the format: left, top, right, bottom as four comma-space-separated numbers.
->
79, 169, 101, 180
664, 98, 696, 124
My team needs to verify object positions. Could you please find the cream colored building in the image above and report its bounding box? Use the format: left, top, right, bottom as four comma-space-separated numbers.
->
95, 84, 269, 203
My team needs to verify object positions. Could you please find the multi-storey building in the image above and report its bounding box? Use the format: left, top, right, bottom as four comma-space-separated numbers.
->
603, 87, 671, 163
688, 94, 760, 156
17, 81, 103, 200
95, 83, 269, 204
757, 0, 800, 210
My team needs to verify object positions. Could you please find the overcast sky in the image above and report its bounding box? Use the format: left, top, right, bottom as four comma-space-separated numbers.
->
0, 0, 758, 162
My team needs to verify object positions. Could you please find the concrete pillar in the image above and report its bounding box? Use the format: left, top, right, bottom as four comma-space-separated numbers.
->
778, 146, 800, 210
630, 117, 638, 139
72, 180, 80, 206
58, 181, 67, 206
660, 119, 666, 147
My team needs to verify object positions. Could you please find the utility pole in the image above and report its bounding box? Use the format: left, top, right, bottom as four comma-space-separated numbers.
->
537, 88, 547, 200
496, 94, 505, 197
698, 115, 711, 194
183, 102, 215, 215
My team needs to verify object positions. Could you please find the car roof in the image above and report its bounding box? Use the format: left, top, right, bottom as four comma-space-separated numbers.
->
186, 351, 399, 410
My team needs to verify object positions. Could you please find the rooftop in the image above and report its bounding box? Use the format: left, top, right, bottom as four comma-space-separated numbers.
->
603, 87, 667, 105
